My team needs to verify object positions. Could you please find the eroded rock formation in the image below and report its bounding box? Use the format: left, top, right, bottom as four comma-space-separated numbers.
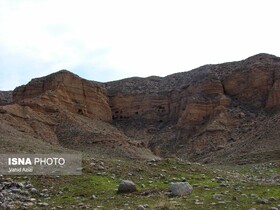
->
105, 53, 280, 163
0, 70, 156, 159
13, 70, 112, 122
1, 53, 280, 163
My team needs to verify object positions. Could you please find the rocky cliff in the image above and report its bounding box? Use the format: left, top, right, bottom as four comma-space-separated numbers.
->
0, 91, 12, 105
105, 53, 280, 163
13, 70, 112, 122
0, 70, 156, 159
1, 53, 280, 163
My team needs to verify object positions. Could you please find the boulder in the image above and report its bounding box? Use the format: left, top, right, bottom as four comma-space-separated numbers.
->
117, 180, 137, 193
136, 205, 146, 210
170, 182, 193, 196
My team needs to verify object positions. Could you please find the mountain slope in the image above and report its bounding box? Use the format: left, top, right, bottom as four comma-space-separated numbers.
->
105, 53, 280, 163
1, 53, 280, 163
0, 70, 156, 159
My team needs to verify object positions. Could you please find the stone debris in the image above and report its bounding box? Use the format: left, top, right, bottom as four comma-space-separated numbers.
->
0, 179, 48, 209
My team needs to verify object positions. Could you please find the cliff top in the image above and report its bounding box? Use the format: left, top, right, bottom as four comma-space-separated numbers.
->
105, 53, 280, 95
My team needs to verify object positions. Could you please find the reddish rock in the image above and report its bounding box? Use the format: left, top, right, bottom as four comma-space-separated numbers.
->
106, 53, 280, 163
0, 70, 156, 159
13, 70, 112, 122
266, 70, 280, 108
223, 64, 274, 108
1, 53, 280, 163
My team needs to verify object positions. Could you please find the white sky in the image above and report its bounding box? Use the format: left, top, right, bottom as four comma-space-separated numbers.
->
0, 0, 280, 90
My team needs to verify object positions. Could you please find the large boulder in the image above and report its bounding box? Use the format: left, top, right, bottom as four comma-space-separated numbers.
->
117, 180, 137, 193
170, 182, 193, 196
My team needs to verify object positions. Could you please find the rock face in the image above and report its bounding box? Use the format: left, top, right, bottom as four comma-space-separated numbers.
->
13, 70, 111, 122
266, 70, 280, 108
106, 54, 280, 124
0, 91, 12, 105
0, 53, 280, 163
105, 53, 280, 163
0, 70, 157, 159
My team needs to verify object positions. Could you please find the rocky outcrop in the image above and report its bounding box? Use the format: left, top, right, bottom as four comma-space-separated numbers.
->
0, 91, 12, 105
105, 53, 280, 163
0, 103, 58, 144
1, 53, 280, 163
266, 70, 280, 108
0, 70, 157, 159
13, 70, 112, 122
222, 55, 279, 108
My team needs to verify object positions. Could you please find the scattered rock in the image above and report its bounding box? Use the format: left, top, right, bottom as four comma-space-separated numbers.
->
38, 202, 49, 206
30, 188, 38, 194
91, 195, 97, 199
23, 202, 34, 207
232, 196, 238, 201
256, 198, 269, 204
269, 197, 277, 202
11, 188, 21, 194
216, 201, 226, 205
137, 205, 146, 210
29, 198, 36, 202
143, 204, 149, 208
213, 194, 223, 200
98, 166, 105, 170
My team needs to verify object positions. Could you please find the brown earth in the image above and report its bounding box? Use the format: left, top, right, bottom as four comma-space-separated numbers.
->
1, 53, 280, 163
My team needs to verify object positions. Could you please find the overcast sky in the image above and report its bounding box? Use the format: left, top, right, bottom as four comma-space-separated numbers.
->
0, 0, 279, 90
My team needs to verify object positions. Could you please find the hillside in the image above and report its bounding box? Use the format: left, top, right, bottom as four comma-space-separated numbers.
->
1, 53, 280, 163
0, 70, 156, 159
105, 53, 280, 163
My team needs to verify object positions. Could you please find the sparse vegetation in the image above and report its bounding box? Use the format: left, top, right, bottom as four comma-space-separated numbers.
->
3, 158, 279, 209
